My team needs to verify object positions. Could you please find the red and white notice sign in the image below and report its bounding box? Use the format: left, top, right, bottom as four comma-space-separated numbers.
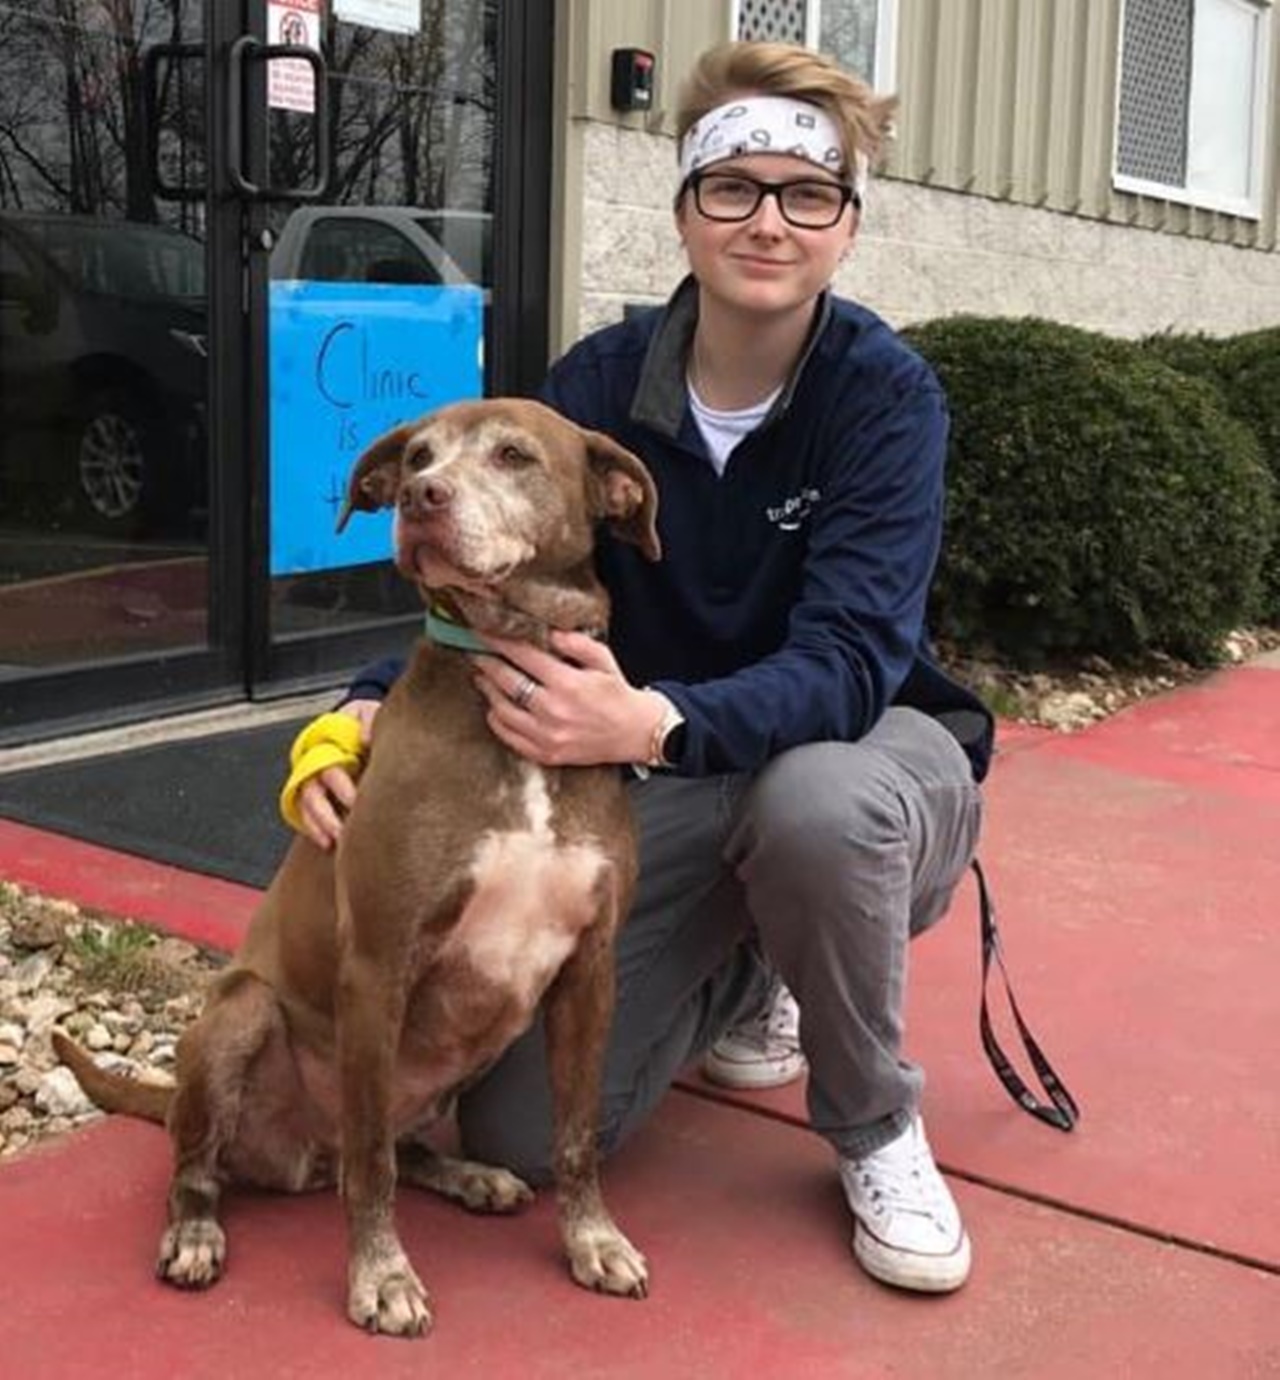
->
267, 0, 322, 114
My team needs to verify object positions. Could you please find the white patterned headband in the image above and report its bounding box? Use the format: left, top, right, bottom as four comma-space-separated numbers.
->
679, 95, 867, 197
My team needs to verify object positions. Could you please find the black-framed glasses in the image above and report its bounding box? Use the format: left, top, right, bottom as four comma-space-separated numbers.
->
688, 170, 859, 229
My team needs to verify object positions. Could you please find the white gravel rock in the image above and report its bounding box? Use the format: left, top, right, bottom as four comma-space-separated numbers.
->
1038, 690, 1105, 732
35, 1067, 94, 1118
22, 995, 74, 1036
2, 1105, 34, 1132
13, 1067, 42, 1096
0, 885, 223, 1160
12, 951, 55, 993
101, 1009, 143, 1035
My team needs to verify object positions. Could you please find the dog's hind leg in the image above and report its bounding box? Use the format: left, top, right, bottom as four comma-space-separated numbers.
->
396, 1138, 534, 1213
544, 913, 649, 1299
158, 971, 287, 1289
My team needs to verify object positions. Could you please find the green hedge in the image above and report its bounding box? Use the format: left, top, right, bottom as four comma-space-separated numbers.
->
1136, 330, 1232, 387
1140, 326, 1280, 617
904, 316, 1274, 665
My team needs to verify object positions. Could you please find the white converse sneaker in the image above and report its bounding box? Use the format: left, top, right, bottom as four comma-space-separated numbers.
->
838, 1115, 971, 1293
701, 978, 806, 1089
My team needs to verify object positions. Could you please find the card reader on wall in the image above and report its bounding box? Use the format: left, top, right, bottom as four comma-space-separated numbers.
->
610, 48, 656, 112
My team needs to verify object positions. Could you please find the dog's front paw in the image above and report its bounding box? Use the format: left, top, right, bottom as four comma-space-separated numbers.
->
157, 1219, 227, 1289
566, 1222, 649, 1300
348, 1258, 433, 1338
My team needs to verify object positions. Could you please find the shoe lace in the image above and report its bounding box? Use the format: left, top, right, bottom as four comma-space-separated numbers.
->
852, 1133, 949, 1222
740, 981, 800, 1051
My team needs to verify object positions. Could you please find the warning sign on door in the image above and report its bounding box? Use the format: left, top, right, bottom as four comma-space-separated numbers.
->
267, 0, 322, 114
335, 0, 421, 35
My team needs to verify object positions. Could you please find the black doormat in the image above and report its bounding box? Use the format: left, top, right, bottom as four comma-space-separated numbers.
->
0, 718, 310, 888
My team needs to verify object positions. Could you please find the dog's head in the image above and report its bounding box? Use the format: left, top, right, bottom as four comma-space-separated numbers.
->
338, 400, 660, 606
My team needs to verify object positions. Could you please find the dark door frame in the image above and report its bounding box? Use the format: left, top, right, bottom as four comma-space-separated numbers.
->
492, 0, 556, 396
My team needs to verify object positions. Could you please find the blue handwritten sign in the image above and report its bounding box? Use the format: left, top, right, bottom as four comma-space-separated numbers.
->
268, 280, 484, 575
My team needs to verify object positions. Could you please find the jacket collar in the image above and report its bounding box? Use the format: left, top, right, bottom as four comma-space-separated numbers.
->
628, 275, 834, 439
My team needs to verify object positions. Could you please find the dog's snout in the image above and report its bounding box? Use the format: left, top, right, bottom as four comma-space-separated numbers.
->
402, 474, 453, 515
423, 476, 453, 509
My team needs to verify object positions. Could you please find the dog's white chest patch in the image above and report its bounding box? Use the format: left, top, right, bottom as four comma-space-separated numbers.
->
451, 767, 606, 1005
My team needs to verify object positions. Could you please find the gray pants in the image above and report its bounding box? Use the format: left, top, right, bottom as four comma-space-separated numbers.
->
458, 707, 984, 1180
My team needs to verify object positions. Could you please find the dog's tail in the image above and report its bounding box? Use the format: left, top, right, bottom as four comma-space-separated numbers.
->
52, 1030, 174, 1124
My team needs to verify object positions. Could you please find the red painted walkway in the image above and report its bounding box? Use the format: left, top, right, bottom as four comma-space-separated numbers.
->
2, 661, 1278, 1378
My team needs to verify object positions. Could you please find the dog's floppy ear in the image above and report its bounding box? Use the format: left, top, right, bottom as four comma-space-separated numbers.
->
335, 422, 419, 533
582, 428, 662, 562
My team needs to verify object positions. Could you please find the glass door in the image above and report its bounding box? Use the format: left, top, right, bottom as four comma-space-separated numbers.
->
0, 0, 550, 741
253, 0, 501, 686
0, 0, 229, 740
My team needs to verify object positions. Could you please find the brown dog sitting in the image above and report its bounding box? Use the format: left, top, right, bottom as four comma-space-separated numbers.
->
54, 397, 658, 1337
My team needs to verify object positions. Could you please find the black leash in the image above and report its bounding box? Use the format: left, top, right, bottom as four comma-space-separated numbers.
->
973, 859, 1080, 1132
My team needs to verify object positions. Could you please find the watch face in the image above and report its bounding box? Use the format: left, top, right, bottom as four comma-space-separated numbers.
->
662, 721, 687, 766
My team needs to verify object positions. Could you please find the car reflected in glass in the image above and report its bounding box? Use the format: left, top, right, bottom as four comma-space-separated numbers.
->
269, 205, 491, 294
0, 212, 207, 539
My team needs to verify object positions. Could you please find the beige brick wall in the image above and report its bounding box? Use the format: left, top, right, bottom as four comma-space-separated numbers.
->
572, 123, 1280, 347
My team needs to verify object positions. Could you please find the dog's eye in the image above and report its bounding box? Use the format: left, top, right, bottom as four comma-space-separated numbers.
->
497, 444, 532, 468
408, 444, 434, 471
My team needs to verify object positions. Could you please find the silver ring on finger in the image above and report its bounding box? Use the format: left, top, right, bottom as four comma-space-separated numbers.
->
512, 674, 539, 711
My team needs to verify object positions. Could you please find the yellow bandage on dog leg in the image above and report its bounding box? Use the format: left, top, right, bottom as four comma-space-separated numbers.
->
279, 711, 368, 833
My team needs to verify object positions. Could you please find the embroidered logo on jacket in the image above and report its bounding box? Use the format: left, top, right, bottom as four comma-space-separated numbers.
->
765, 487, 821, 532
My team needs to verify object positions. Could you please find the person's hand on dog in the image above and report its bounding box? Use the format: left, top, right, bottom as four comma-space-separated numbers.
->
472, 631, 669, 768
295, 698, 380, 849
292, 626, 669, 848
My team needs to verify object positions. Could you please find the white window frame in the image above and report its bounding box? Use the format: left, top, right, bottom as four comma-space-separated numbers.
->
1113, 0, 1273, 220
867, 0, 898, 91
729, 0, 898, 89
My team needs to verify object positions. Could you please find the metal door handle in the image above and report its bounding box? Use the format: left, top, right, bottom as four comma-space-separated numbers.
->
227, 35, 332, 202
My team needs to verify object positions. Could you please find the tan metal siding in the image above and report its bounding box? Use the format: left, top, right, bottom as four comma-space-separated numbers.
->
563, 0, 731, 130
890, 0, 1278, 250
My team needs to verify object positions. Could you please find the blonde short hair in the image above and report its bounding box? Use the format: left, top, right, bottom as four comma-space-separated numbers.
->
675, 40, 897, 178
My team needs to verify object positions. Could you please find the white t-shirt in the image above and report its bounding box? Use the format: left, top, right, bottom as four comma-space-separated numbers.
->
688, 379, 781, 475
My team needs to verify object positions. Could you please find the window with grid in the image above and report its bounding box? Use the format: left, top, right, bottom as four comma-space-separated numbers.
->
737, 0, 810, 46
735, 1, 896, 87
1115, 0, 1271, 217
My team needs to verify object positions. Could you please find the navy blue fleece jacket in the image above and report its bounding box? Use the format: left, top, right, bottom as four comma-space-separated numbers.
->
347, 278, 994, 781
